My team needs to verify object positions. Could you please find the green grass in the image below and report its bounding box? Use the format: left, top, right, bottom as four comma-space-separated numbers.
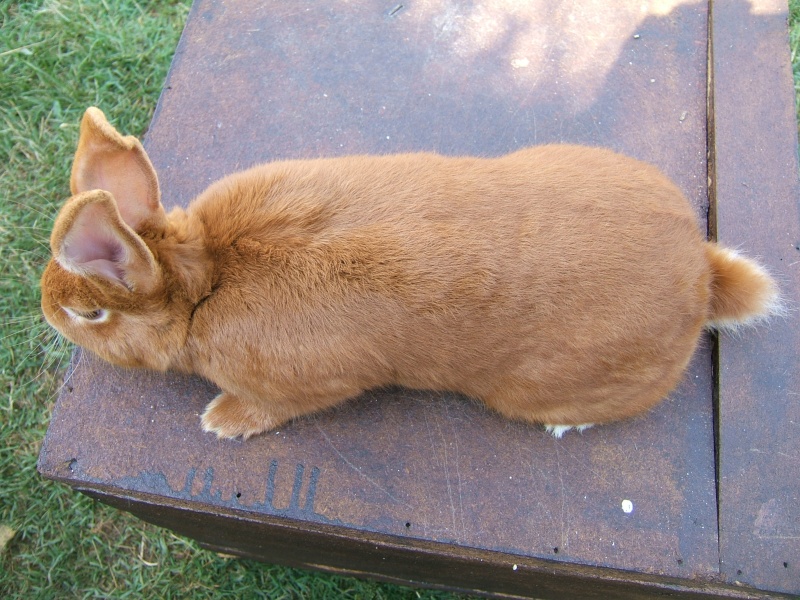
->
3, 1, 800, 598
0, 2, 469, 598
791, 0, 800, 129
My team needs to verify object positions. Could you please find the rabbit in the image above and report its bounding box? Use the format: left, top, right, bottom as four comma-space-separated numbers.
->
41, 107, 780, 440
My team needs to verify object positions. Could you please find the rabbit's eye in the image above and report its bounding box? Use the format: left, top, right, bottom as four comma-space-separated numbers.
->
64, 307, 108, 322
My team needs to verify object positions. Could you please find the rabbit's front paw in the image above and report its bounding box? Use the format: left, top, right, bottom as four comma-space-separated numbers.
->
201, 392, 278, 440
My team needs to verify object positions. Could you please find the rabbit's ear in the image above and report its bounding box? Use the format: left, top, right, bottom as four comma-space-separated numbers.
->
71, 107, 165, 233
52, 190, 160, 293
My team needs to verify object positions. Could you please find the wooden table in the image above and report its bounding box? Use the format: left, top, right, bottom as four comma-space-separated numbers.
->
38, 1, 800, 597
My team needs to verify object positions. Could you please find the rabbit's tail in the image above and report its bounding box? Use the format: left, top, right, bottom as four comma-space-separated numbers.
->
704, 243, 782, 330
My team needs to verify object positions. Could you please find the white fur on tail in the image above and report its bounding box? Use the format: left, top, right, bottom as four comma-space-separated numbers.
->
705, 245, 783, 332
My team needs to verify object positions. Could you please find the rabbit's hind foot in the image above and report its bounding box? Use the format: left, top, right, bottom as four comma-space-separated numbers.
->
544, 423, 594, 438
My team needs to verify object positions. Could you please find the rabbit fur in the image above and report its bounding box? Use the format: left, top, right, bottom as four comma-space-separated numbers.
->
41, 107, 780, 439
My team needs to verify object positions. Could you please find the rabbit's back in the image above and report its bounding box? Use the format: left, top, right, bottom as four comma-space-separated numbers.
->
185, 145, 709, 424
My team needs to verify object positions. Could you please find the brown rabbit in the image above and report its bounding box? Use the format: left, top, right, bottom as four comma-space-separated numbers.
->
41, 107, 780, 439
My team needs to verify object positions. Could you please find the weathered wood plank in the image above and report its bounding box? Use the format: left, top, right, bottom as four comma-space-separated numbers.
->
711, 0, 800, 594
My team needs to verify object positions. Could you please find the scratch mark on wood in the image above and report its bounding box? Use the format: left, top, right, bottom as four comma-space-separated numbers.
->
558, 443, 612, 487
317, 425, 412, 507
554, 443, 569, 551
436, 411, 458, 537
445, 403, 466, 538
422, 408, 439, 468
